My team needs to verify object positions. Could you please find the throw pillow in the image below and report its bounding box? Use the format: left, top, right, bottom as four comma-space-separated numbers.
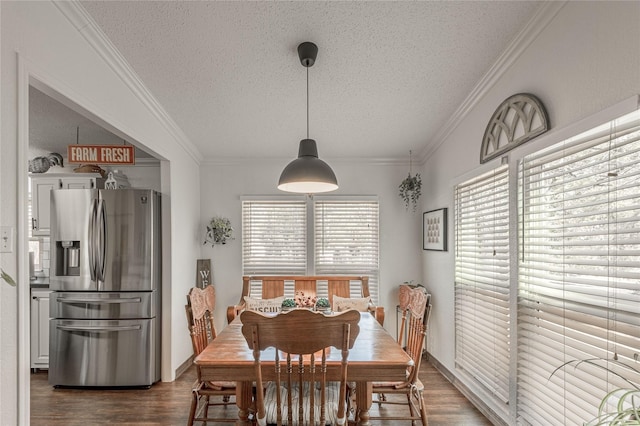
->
244, 296, 285, 314
332, 295, 371, 312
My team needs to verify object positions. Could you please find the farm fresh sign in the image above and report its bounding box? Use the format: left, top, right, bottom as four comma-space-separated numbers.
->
68, 145, 135, 165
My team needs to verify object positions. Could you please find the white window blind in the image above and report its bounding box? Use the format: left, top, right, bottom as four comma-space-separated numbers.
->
242, 199, 380, 303
314, 200, 380, 303
454, 165, 510, 408
242, 200, 307, 276
518, 110, 640, 425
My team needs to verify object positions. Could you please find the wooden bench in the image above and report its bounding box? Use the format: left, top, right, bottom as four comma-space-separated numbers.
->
226, 275, 385, 325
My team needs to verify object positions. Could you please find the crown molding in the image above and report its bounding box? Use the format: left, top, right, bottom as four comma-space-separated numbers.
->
418, 1, 567, 164
201, 156, 407, 167
53, 1, 202, 165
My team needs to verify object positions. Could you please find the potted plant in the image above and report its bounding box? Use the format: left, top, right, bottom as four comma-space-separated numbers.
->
281, 298, 296, 312
551, 358, 640, 425
294, 291, 316, 309
203, 216, 234, 246
399, 150, 422, 211
315, 297, 331, 313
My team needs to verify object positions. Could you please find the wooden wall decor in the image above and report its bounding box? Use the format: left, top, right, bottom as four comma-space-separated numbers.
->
196, 259, 212, 288
480, 93, 549, 164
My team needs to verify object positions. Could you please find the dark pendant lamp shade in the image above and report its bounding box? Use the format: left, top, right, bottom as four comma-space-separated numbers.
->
278, 42, 338, 194
278, 139, 338, 193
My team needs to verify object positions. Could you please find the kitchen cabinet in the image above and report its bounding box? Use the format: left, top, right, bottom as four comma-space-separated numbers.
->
30, 174, 105, 235
31, 288, 51, 369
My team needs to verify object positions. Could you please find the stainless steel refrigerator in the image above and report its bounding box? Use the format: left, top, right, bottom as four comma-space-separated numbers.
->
48, 189, 161, 387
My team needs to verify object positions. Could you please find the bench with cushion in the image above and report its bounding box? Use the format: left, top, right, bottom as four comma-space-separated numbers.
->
226, 275, 384, 325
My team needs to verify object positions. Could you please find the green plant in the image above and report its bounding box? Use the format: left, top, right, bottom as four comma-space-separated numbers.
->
315, 297, 330, 309
399, 150, 422, 212
550, 358, 640, 425
1, 268, 16, 286
281, 298, 296, 308
204, 216, 234, 246
399, 173, 421, 212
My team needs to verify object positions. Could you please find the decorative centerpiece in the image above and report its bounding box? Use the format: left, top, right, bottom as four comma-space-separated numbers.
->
281, 298, 296, 312
295, 291, 316, 309
203, 216, 234, 246
315, 297, 331, 313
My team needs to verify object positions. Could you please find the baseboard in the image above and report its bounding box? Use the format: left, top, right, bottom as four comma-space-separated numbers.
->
175, 355, 194, 379
427, 353, 507, 426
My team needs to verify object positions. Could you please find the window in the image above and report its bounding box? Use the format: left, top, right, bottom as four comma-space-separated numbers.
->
454, 165, 510, 410
242, 197, 379, 302
315, 200, 380, 301
241, 200, 307, 276
517, 110, 640, 424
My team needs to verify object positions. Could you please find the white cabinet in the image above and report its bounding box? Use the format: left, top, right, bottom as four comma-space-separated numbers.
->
31, 288, 51, 369
31, 177, 61, 236
30, 174, 104, 235
61, 176, 99, 189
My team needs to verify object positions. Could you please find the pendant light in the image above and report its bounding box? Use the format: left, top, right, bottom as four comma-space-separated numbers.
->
278, 42, 338, 193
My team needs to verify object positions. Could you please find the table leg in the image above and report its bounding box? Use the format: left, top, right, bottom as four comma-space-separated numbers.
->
236, 381, 253, 424
355, 381, 373, 426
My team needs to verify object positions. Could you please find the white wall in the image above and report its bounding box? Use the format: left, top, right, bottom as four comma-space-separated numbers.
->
421, 0, 640, 421
0, 2, 202, 424
200, 159, 423, 335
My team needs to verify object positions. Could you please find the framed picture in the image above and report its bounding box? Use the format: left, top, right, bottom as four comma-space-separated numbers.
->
196, 259, 212, 288
423, 208, 447, 251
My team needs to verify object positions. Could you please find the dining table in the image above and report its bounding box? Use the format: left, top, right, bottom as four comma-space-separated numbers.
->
194, 310, 412, 425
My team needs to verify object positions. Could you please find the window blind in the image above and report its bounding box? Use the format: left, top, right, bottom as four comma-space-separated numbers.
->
518, 110, 640, 425
314, 200, 380, 303
242, 200, 307, 276
454, 165, 510, 407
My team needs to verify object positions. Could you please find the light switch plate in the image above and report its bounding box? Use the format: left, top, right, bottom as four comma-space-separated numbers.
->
0, 227, 14, 253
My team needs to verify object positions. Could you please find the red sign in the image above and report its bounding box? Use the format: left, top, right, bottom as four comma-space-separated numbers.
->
67, 145, 135, 165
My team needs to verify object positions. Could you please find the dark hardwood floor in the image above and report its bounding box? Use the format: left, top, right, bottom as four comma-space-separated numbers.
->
31, 360, 491, 425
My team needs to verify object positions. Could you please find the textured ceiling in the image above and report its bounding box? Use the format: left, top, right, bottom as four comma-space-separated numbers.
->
68, 1, 542, 162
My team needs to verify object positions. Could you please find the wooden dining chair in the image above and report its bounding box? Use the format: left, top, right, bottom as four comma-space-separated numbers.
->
185, 286, 237, 425
360, 286, 431, 426
240, 308, 361, 426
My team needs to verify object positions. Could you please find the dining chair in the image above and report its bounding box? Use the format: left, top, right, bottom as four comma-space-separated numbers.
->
356, 286, 431, 426
240, 308, 361, 426
185, 285, 237, 425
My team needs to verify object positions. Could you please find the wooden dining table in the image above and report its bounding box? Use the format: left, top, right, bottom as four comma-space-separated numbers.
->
194, 311, 412, 425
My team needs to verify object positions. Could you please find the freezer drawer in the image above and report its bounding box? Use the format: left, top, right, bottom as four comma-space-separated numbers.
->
48, 318, 159, 387
50, 291, 156, 319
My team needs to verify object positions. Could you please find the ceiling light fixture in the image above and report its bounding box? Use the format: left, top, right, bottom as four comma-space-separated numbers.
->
278, 42, 338, 193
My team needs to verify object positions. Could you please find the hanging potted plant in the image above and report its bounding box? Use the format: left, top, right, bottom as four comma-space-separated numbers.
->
399, 150, 422, 211
203, 216, 234, 246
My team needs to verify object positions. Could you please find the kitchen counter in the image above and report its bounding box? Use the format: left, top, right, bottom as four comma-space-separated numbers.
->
30, 277, 50, 288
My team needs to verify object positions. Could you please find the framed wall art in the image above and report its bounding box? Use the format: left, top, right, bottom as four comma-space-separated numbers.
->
423, 208, 447, 251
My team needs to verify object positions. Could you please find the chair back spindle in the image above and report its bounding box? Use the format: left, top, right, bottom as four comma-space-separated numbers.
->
241, 309, 360, 426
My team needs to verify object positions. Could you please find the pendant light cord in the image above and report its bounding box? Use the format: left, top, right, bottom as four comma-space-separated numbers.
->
409, 150, 413, 174
306, 66, 309, 139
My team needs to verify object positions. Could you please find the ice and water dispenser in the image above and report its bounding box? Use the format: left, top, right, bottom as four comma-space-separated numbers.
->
56, 240, 80, 276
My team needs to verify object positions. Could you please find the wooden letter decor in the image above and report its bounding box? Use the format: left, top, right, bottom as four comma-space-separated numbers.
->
196, 259, 212, 288
480, 93, 549, 164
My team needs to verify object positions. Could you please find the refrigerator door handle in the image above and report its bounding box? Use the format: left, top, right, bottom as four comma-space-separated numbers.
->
56, 297, 142, 304
96, 198, 107, 285
88, 199, 98, 282
55, 324, 142, 332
